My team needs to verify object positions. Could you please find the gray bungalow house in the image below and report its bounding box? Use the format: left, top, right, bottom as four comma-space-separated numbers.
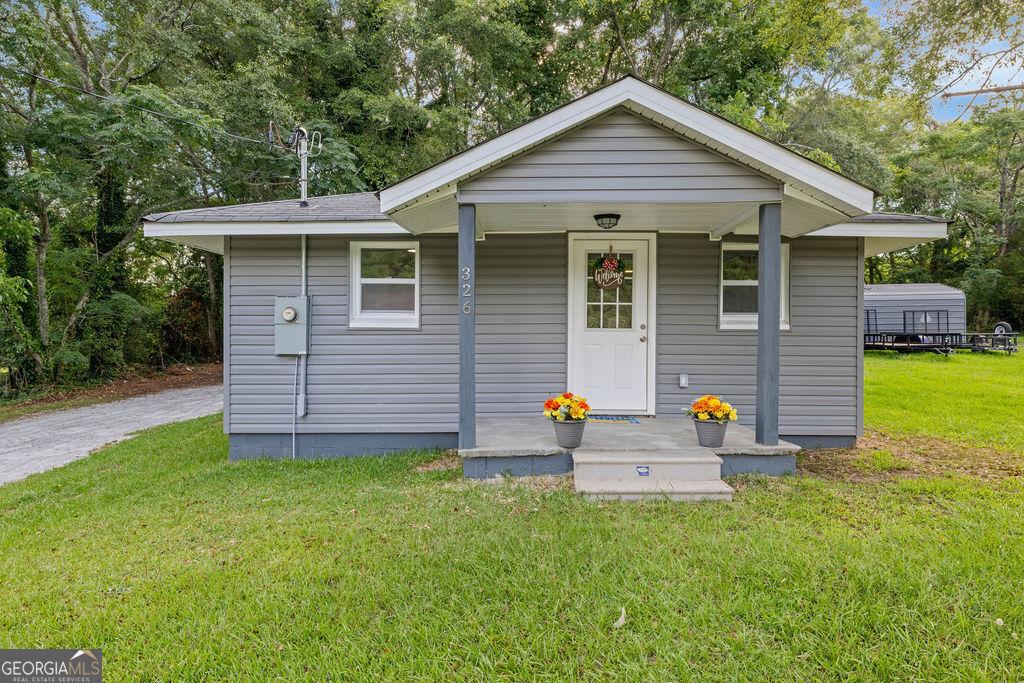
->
145, 77, 946, 498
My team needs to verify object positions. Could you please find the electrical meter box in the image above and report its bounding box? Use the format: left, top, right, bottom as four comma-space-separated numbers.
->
274, 296, 309, 355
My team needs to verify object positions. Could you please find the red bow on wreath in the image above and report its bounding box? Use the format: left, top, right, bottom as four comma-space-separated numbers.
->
601, 257, 619, 271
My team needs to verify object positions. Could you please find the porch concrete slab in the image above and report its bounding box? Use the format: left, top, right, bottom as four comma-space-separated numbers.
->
460, 416, 799, 459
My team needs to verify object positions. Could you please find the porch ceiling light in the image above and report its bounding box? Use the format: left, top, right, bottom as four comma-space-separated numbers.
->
594, 213, 620, 230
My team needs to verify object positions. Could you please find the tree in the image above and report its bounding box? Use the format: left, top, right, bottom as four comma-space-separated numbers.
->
882, 101, 1024, 328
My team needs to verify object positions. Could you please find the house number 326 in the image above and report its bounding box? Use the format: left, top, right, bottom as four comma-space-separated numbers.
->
461, 267, 472, 314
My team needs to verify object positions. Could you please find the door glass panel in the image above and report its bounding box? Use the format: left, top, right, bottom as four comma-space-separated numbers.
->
618, 305, 632, 328
585, 251, 634, 329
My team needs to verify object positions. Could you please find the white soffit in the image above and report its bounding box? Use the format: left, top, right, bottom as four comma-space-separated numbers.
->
146, 234, 225, 254
379, 76, 875, 216
809, 221, 948, 257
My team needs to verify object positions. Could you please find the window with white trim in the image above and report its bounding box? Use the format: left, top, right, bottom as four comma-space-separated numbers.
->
719, 243, 790, 330
349, 241, 420, 329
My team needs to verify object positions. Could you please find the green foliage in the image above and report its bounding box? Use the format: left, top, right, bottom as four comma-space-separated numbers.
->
873, 102, 1024, 328
0, 0, 1020, 393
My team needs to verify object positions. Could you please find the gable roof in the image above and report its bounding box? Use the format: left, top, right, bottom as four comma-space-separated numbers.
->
144, 192, 388, 223
379, 75, 875, 217
865, 283, 964, 297
849, 212, 946, 224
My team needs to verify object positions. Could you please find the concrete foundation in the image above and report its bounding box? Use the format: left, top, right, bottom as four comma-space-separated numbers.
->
229, 433, 458, 460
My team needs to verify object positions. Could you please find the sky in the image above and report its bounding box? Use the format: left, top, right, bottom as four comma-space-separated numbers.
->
928, 38, 1022, 121
864, 0, 1021, 121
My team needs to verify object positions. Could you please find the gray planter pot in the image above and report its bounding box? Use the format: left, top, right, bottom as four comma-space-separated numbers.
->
693, 418, 728, 448
552, 419, 586, 450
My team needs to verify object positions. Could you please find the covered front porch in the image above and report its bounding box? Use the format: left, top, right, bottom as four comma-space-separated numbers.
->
462, 416, 800, 491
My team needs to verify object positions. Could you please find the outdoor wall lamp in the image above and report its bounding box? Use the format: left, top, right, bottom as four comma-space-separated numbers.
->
594, 213, 621, 230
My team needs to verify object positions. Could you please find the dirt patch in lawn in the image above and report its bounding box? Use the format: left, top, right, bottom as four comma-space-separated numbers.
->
415, 452, 461, 472
0, 363, 222, 423
799, 430, 1024, 482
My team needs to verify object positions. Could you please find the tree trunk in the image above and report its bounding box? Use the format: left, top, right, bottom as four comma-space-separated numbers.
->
203, 251, 220, 358
24, 144, 50, 348
34, 233, 49, 348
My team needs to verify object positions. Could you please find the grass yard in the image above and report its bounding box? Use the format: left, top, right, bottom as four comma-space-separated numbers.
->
2, 352, 1024, 680
865, 348, 1024, 453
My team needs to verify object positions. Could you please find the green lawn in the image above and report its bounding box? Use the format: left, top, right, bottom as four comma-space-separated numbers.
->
2, 353, 1024, 679
865, 348, 1024, 453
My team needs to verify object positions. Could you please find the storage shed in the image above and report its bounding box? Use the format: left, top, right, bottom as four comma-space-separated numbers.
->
864, 283, 967, 334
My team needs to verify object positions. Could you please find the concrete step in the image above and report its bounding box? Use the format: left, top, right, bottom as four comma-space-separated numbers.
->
578, 479, 735, 502
572, 449, 732, 501
572, 449, 723, 482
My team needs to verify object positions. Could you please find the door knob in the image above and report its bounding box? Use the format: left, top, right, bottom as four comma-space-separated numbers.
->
640, 336, 647, 343
640, 323, 647, 330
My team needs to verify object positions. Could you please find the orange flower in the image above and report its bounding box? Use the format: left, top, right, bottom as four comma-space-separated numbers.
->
544, 399, 559, 411
561, 392, 574, 399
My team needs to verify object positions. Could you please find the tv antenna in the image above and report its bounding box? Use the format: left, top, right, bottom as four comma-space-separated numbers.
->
269, 122, 322, 205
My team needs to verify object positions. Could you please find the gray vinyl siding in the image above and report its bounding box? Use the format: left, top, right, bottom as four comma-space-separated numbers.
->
459, 109, 782, 205
477, 234, 568, 415
227, 232, 859, 439
864, 284, 966, 333
226, 234, 566, 434
227, 235, 459, 434
656, 235, 860, 438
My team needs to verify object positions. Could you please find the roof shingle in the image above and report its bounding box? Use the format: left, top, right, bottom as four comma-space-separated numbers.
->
144, 192, 387, 223
849, 212, 945, 224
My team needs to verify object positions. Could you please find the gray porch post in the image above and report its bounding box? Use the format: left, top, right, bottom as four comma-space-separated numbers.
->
458, 203, 477, 449
755, 202, 782, 445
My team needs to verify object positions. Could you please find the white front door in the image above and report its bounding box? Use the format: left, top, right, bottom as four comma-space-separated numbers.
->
568, 236, 654, 413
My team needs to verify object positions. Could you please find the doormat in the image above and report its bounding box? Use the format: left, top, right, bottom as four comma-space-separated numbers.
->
589, 415, 641, 424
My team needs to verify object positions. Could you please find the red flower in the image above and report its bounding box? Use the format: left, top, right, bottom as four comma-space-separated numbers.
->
561, 392, 574, 399
543, 399, 559, 410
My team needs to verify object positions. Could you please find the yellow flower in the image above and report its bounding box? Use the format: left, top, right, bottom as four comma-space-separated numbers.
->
697, 412, 709, 420
729, 410, 737, 420
722, 402, 732, 412
708, 398, 721, 409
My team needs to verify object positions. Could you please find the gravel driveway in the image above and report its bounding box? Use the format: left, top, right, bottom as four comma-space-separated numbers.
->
0, 385, 223, 486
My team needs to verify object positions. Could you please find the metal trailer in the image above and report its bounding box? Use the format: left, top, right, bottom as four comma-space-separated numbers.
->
864, 283, 967, 335
864, 296, 1017, 354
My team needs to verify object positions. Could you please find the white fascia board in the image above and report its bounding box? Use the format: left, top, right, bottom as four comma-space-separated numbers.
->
380, 77, 875, 216
143, 220, 409, 237
809, 222, 947, 238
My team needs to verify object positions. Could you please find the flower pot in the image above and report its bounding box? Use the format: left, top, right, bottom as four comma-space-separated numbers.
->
552, 419, 586, 450
693, 418, 727, 448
